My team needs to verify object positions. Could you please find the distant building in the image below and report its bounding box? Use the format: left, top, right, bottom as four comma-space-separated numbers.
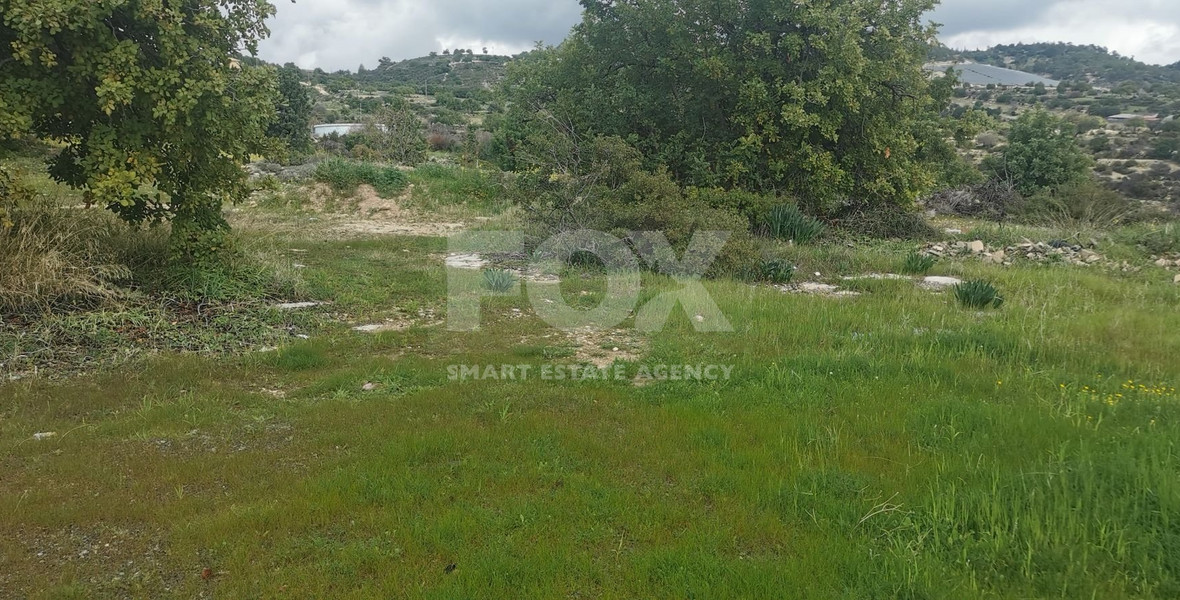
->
1107, 114, 1160, 124
312, 123, 381, 137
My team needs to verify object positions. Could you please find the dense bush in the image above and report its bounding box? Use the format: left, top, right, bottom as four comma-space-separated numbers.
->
832, 202, 937, 239
512, 134, 759, 278
315, 159, 409, 198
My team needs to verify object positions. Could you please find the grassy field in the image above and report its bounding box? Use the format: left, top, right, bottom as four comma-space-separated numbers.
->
3, 173, 1180, 598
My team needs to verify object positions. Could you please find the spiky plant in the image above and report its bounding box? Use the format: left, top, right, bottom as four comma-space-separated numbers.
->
764, 204, 826, 244
955, 280, 1004, 309
482, 269, 517, 293
901, 252, 936, 275
759, 259, 795, 284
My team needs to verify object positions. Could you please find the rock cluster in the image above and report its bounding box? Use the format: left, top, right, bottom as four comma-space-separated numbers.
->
1151, 254, 1180, 269
921, 239, 1137, 270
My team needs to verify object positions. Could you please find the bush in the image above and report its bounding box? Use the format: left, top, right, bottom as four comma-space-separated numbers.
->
834, 202, 937, 239
513, 134, 760, 279
686, 187, 778, 227
756, 259, 795, 284
1123, 225, 1180, 255
314, 159, 409, 198
955, 280, 1004, 310
762, 204, 826, 244
1021, 180, 1138, 228
900, 252, 936, 275
1, 171, 131, 313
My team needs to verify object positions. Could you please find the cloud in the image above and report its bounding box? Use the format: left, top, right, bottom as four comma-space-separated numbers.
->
257, 0, 1180, 71
933, 0, 1180, 65
257, 0, 581, 70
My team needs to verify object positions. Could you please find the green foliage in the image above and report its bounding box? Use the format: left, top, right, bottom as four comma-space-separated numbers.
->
833, 202, 937, 239
1022, 180, 1138, 228
481, 269, 517, 293
762, 204, 826, 244
0, 0, 280, 258
510, 133, 758, 278
499, 0, 942, 207
269, 63, 315, 158
343, 104, 427, 165
955, 280, 1005, 309
314, 159, 408, 198
961, 42, 1180, 87
407, 164, 508, 212
757, 259, 795, 284
900, 252, 936, 275
984, 110, 1092, 196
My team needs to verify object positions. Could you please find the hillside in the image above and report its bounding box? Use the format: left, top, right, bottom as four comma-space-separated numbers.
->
955, 43, 1180, 88
312, 53, 513, 96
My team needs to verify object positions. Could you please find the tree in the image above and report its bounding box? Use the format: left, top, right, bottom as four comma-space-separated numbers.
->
348, 104, 426, 165
498, 0, 941, 210
984, 110, 1092, 196
269, 64, 314, 158
0, 0, 279, 259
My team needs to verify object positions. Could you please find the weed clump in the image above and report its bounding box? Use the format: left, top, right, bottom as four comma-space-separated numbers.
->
901, 252, 936, 275
763, 204, 826, 244
482, 269, 518, 293
955, 280, 1004, 309
757, 259, 795, 284
315, 158, 408, 198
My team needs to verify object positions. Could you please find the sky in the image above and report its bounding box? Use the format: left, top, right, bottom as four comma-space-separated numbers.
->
256, 0, 1180, 71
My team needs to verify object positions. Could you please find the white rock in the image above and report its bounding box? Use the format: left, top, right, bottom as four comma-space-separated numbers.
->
274, 302, 324, 310
920, 276, 963, 289
33, 432, 57, 441
362, 382, 377, 392
1174, 274, 1180, 284
944, 228, 963, 235
1156, 258, 1172, 267
967, 240, 986, 254
842, 273, 911, 281
445, 253, 486, 270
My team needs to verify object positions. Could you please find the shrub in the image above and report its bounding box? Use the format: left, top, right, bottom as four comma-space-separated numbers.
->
955, 280, 1004, 310
757, 259, 795, 284
482, 269, 517, 293
763, 203, 826, 244
834, 202, 938, 239
901, 252, 936, 275
686, 187, 778, 227
1021, 180, 1138, 228
0, 168, 131, 312
314, 159, 408, 198
513, 134, 759, 279
1124, 225, 1180, 255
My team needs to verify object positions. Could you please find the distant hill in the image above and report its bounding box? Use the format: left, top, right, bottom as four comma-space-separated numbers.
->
949, 43, 1180, 88
317, 53, 513, 96
925, 62, 1058, 87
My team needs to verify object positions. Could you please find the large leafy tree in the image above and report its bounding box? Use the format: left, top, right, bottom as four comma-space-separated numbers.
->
0, 0, 279, 258
269, 63, 314, 157
499, 0, 941, 209
984, 109, 1092, 196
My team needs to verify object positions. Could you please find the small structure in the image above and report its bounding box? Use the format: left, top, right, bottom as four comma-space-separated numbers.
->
1107, 114, 1160, 124
313, 123, 368, 138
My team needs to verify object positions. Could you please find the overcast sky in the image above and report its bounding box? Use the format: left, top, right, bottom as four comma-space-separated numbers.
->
257, 0, 1180, 71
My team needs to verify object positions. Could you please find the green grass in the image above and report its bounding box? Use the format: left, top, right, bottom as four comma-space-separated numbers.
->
315, 158, 409, 198
406, 164, 510, 213
3, 213, 1180, 598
